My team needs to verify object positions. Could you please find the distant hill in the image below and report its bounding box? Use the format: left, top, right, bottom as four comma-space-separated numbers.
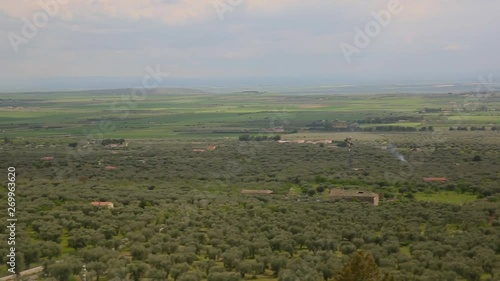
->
2, 87, 213, 96
149, 88, 213, 95
237, 90, 265, 94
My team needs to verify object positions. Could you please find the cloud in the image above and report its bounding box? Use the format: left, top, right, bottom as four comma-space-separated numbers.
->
0, 0, 499, 85
444, 43, 465, 51
0, 0, 217, 25
0, 0, 450, 30
245, 0, 316, 14
0, 0, 358, 26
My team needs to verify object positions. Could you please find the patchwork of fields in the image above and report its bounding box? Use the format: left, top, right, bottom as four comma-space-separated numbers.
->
1, 89, 498, 139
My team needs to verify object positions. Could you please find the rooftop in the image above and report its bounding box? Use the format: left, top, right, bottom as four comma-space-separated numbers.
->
91, 202, 114, 207
241, 189, 274, 195
423, 177, 448, 182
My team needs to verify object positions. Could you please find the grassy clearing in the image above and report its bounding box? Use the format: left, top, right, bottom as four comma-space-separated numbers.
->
414, 191, 478, 205
61, 231, 75, 255
481, 273, 493, 280
400, 246, 411, 257
359, 122, 422, 128
0, 265, 9, 277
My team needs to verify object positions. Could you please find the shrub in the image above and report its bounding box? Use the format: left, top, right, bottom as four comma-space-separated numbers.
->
472, 155, 482, 161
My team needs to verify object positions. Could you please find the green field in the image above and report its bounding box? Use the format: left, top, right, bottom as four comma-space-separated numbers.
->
415, 191, 478, 205
1, 90, 498, 139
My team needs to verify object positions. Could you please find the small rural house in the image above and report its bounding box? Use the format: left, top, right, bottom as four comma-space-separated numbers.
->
91, 202, 114, 208
423, 177, 448, 182
241, 189, 274, 195
329, 189, 379, 206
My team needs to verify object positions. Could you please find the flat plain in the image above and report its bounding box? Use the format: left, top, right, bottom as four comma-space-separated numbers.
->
0, 89, 499, 281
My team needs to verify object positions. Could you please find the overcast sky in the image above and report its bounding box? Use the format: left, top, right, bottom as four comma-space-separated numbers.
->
0, 0, 499, 89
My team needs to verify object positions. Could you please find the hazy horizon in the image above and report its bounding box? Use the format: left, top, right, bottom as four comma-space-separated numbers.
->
1, 0, 499, 93
1, 77, 498, 95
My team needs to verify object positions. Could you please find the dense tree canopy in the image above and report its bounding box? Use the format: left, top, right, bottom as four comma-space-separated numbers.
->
1, 133, 499, 280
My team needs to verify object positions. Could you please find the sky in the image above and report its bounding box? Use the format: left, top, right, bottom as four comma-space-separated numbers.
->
0, 0, 499, 91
